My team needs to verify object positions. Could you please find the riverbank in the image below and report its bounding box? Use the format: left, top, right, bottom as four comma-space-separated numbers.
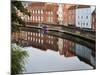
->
48, 28, 95, 43
20, 25, 95, 43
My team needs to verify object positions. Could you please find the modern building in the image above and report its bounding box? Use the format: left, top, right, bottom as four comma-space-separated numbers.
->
76, 5, 92, 29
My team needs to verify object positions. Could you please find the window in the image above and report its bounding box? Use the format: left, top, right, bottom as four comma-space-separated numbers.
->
25, 16, 27, 21
35, 10, 37, 14
48, 16, 51, 22
33, 16, 34, 20
50, 17, 53, 22
38, 16, 40, 21
48, 11, 50, 15
36, 16, 37, 21
86, 22, 88, 25
51, 11, 53, 15
86, 16, 88, 19
30, 16, 32, 21
78, 16, 80, 19
41, 16, 43, 21
41, 10, 43, 14
81, 22, 82, 27
34, 16, 36, 21
78, 22, 80, 25
83, 22, 85, 25
38, 10, 40, 14
33, 10, 34, 14
35, 10, 38, 14
81, 22, 82, 25
81, 16, 83, 19
28, 16, 29, 21
37, 16, 38, 21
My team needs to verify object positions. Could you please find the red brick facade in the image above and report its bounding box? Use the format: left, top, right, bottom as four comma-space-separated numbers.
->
45, 3, 58, 24
62, 4, 71, 26
67, 5, 76, 26
24, 2, 58, 25
25, 2, 45, 24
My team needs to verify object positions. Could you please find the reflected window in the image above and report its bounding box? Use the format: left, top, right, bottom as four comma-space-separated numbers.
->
41, 16, 43, 21
33, 16, 34, 21
51, 11, 53, 15
41, 10, 43, 14
38, 10, 40, 14
81, 16, 83, 19
78, 22, 80, 25
78, 16, 80, 19
33, 10, 34, 14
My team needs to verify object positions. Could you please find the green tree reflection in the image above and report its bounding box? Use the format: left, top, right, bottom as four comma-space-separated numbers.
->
11, 44, 28, 74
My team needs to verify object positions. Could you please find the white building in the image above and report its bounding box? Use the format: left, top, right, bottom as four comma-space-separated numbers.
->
76, 5, 92, 29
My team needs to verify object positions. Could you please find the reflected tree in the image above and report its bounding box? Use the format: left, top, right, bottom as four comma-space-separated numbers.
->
11, 44, 28, 74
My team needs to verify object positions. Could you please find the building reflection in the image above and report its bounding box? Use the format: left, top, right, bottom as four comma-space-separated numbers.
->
58, 38, 75, 57
12, 31, 75, 57
12, 30, 95, 68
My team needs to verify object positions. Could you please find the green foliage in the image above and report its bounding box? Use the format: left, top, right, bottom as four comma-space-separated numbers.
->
11, 0, 30, 32
11, 44, 28, 74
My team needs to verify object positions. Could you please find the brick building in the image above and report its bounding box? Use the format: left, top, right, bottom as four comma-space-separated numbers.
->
44, 3, 58, 24
25, 2, 45, 24
24, 2, 58, 25
62, 4, 71, 26
67, 5, 76, 26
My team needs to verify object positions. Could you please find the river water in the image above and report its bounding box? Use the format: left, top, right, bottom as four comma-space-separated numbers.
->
12, 28, 96, 73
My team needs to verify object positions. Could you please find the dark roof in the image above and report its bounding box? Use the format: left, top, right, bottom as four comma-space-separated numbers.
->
76, 5, 90, 9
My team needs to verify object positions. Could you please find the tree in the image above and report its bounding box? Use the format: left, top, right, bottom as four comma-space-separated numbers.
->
11, 0, 30, 32
11, 1, 29, 74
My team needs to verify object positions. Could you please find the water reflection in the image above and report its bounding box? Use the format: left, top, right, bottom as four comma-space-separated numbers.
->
12, 29, 96, 72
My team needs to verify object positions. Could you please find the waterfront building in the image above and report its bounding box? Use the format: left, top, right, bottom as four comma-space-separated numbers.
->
24, 2, 58, 25
67, 5, 76, 26
76, 5, 92, 29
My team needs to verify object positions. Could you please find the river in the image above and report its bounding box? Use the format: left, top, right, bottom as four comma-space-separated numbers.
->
11, 28, 96, 74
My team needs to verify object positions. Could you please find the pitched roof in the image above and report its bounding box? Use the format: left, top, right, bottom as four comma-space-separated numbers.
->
76, 5, 90, 9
